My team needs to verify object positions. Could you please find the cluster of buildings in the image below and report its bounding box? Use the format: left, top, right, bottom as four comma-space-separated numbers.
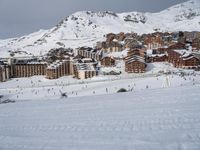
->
146, 41, 200, 69
1, 31, 200, 82
96, 31, 200, 73
0, 48, 101, 82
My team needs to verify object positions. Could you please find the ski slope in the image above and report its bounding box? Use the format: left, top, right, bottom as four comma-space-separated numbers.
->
0, 84, 200, 150
0, 62, 199, 100
0, 62, 200, 150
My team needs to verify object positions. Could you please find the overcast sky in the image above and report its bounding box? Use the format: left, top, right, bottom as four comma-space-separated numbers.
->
0, 0, 187, 39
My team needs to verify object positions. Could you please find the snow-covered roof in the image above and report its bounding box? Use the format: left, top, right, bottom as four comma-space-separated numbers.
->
47, 63, 60, 69
112, 39, 118, 42
126, 55, 145, 64
108, 49, 128, 59
182, 55, 196, 61
76, 63, 96, 71
173, 49, 192, 57
125, 54, 144, 60
47, 59, 70, 69
27, 62, 47, 65
101, 55, 114, 60
79, 47, 103, 55
146, 49, 153, 55
150, 54, 168, 57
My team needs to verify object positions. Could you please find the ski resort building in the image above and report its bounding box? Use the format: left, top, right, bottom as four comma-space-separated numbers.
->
144, 35, 164, 49
124, 48, 146, 73
0, 64, 10, 82
168, 42, 186, 50
8, 57, 48, 78
125, 55, 146, 73
147, 54, 168, 63
46, 59, 74, 79
76, 47, 103, 61
13, 62, 47, 78
146, 48, 168, 63
3, 57, 74, 80
101, 56, 115, 67
127, 48, 146, 58
106, 32, 126, 43
74, 63, 97, 79
102, 40, 123, 53
97, 37, 123, 53
124, 38, 141, 49
168, 49, 199, 69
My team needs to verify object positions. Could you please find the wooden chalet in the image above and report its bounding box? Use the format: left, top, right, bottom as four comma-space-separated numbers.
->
168, 49, 199, 68
146, 48, 168, 63
102, 40, 123, 53
125, 55, 146, 73
127, 48, 146, 58
144, 35, 164, 49
101, 56, 115, 67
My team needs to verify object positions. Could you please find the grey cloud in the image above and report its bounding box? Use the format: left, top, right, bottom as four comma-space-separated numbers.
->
0, 0, 187, 39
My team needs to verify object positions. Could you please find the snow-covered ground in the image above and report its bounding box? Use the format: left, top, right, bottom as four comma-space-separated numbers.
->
1, 62, 200, 150
0, 62, 199, 101
0, 83, 200, 150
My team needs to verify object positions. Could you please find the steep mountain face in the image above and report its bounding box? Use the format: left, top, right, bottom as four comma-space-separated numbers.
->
0, 0, 200, 57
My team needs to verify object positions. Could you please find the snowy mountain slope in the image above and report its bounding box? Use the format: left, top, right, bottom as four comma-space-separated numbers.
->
0, 0, 200, 57
0, 84, 200, 150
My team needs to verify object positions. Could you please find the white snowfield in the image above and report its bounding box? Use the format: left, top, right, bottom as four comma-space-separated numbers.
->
0, 62, 200, 150
0, 0, 200, 57
0, 62, 199, 100
0, 84, 200, 150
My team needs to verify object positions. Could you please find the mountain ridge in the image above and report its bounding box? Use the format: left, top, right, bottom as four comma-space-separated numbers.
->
0, 0, 200, 57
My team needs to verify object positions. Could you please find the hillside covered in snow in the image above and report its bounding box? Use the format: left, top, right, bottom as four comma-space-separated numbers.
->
0, 0, 200, 57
